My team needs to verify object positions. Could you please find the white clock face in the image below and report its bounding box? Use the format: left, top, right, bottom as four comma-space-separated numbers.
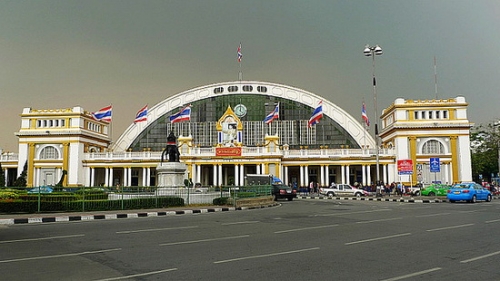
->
234, 104, 247, 117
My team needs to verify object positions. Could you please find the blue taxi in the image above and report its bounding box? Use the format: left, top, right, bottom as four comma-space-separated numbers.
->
447, 182, 492, 203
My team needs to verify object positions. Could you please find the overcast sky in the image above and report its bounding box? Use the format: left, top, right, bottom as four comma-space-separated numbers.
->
1, 0, 499, 151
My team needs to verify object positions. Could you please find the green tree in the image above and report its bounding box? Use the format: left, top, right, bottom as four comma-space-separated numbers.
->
13, 161, 28, 187
0, 162, 5, 187
470, 123, 500, 182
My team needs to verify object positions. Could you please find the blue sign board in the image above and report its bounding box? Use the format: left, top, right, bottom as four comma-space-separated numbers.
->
430, 157, 440, 173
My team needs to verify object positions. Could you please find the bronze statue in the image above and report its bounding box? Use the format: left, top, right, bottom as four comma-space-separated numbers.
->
161, 130, 180, 163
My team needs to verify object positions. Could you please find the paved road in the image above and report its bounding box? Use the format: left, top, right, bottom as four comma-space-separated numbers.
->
1, 198, 500, 280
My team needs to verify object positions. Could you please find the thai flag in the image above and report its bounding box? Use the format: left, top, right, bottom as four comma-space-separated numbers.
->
264, 103, 280, 124
92, 105, 112, 122
134, 105, 148, 123
362, 102, 370, 126
308, 101, 323, 128
170, 105, 191, 124
237, 43, 242, 62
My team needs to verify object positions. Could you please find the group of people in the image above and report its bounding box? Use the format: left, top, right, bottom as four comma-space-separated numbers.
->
291, 180, 413, 196
355, 181, 410, 196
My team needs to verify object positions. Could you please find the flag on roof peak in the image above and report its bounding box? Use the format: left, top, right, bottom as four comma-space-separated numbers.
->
237, 43, 242, 63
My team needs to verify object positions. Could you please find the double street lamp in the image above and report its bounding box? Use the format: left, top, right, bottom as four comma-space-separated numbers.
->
364, 44, 383, 194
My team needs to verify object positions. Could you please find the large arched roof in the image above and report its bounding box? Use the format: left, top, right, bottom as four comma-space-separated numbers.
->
111, 81, 376, 151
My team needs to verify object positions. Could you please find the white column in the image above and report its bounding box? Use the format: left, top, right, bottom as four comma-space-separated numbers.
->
256, 164, 260, 174
91, 167, 95, 187
84, 167, 90, 186
109, 168, 114, 187
284, 166, 289, 186
320, 165, 325, 187
383, 164, 387, 185
261, 163, 265, 174
240, 164, 244, 186
345, 165, 350, 185
3, 168, 7, 187
35, 167, 40, 186
197, 164, 202, 184
234, 164, 239, 186
146, 167, 151, 186
104, 168, 109, 187
300, 166, 304, 187
123, 168, 127, 186
213, 164, 218, 187
325, 165, 330, 186
361, 165, 366, 186
304, 165, 309, 187
142, 167, 146, 186
218, 165, 223, 186
367, 165, 371, 186
341, 165, 345, 184
191, 164, 196, 184
127, 167, 132, 187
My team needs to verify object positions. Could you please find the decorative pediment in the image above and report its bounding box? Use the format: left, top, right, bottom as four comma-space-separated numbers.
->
216, 106, 243, 147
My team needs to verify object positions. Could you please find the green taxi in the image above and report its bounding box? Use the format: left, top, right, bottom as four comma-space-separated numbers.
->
420, 184, 450, 196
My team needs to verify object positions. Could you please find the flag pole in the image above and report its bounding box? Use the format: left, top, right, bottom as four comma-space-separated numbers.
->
238, 42, 242, 81
109, 103, 113, 149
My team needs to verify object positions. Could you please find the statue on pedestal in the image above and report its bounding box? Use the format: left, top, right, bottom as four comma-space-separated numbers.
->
161, 130, 180, 163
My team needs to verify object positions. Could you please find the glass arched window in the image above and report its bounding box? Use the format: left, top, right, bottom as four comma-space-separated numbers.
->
422, 140, 445, 154
40, 146, 59, 159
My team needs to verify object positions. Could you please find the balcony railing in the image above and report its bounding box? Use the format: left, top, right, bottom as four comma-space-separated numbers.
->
82, 147, 395, 161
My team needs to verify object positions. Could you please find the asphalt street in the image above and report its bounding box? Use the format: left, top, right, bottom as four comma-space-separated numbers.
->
1, 198, 500, 280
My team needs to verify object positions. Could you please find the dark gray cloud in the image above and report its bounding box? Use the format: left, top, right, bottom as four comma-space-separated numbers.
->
0, 0, 499, 150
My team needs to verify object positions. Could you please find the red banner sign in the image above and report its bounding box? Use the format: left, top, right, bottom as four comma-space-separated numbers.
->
397, 159, 413, 175
216, 147, 242, 157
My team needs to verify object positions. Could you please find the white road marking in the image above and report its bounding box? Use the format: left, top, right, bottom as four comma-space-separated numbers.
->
274, 224, 339, 234
460, 250, 500, 263
355, 217, 403, 224
0, 248, 121, 264
0, 234, 85, 244
485, 218, 500, 223
345, 233, 411, 245
94, 268, 178, 281
221, 221, 260, 225
415, 213, 451, 218
381, 267, 442, 281
116, 225, 198, 234
213, 247, 320, 264
426, 223, 474, 232
313, 209, 392, 217
159, 235, 249, 246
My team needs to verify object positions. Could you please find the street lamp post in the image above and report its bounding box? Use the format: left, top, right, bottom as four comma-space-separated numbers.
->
495, 121, 500, 179
364, 44, 383, 196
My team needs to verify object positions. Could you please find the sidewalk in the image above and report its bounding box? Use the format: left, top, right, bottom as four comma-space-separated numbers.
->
298, 193, 450, 203
0, 203, 278, 225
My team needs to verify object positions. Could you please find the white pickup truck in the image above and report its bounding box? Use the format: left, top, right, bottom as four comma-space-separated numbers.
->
319, 184, 370, 197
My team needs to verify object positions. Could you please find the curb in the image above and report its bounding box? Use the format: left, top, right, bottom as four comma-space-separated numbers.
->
0, 203, 279, 225
297, 196, 448, 203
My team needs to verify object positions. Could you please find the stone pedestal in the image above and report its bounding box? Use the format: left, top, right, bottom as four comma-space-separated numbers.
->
156, 162, 187, 187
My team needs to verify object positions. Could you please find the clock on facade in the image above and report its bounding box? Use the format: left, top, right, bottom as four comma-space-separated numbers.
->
234, 104, 247, 118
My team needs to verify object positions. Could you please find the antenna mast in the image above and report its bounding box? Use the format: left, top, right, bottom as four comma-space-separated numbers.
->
434, 56, 438, 99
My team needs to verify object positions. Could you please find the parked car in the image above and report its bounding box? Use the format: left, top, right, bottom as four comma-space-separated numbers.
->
408, 184, 423, 196
447, 182, 492, 203
272, 184, 297, 201
27, 186, 53, 194
420, 184, 450, 196
319, 184, 370, 197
